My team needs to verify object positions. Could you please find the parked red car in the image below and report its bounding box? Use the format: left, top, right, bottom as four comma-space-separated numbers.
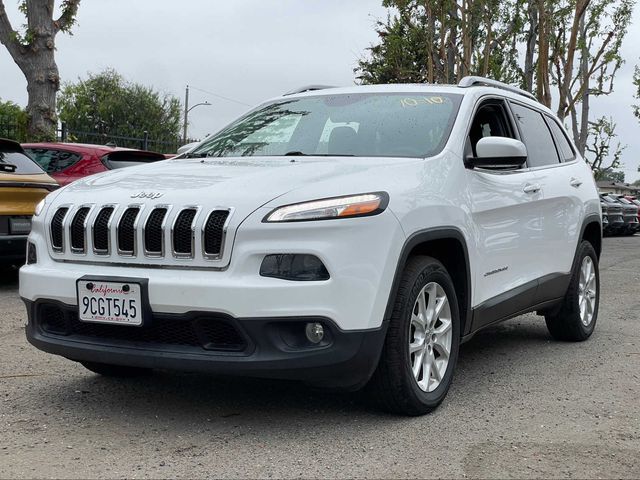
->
22, 143, 167, 186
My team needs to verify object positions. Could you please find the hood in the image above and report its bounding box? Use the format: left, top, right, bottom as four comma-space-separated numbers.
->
56, 156, 414, 218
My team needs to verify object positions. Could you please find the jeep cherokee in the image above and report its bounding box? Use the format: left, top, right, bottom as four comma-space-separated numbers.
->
20, 77, 602, 415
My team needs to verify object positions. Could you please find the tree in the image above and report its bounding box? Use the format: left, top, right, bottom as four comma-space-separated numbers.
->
356, 0, 635, 156
634, 64, 640, 121
57, 69, 182, 144
584, 116, 626, 180
0, 0, 81, 140
0, 98, 28, 141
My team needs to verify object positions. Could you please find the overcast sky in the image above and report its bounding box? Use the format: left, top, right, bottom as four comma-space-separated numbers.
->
1, 1, 638, 181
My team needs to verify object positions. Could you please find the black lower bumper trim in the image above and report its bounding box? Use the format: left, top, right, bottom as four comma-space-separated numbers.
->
24, 299, 387, 390
0, 235, 26, 264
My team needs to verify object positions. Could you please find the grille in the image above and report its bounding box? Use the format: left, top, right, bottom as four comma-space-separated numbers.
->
70, 207, 90, 252
93, 207, 114, 253
144, 208, 167, 255
48, 203, 230, 263
38, 304, 247, 352
118, 207, 140, 254
51, 207, 68, 251
203, 210, 229, 256
173, 209, 197, 256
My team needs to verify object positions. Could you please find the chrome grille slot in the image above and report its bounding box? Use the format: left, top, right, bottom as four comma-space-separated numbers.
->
48, 203, 232, 265
172, 208, 197, 257
144, 208, 168, 256
117, 207, 140, 255
70, 207, 90, 253
50, 207, 69, 252
92, 207, 114, 254
203, 210, 229, 257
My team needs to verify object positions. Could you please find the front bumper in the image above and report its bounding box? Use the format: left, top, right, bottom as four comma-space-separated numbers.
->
24, 299, 386, 389
0, 235, 27, 264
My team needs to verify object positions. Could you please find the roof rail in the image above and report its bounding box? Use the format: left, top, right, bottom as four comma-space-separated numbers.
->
283, 85, 336, 96
458, 76, 537, 101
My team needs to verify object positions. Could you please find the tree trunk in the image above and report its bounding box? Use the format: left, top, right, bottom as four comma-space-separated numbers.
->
0, 0, 78, 140
523, 1, 537, 92
24, 57, 59, 139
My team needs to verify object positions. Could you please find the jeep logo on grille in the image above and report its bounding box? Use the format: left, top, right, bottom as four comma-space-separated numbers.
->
130, 192, 164, 199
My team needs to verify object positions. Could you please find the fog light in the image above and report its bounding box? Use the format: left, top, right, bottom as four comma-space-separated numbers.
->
305, 322, 324, 344
26, 241, 37, 264
260, 254, 330, 281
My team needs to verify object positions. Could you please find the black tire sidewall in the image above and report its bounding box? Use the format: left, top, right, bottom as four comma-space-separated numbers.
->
574, 242, 600, 337
401, 259, 461, 407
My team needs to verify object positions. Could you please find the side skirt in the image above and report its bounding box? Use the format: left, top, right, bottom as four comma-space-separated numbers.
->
463, 272, 570, 342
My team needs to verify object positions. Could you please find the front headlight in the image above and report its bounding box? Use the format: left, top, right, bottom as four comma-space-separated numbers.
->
264, 192, 388, 222
34, 199, 46, 217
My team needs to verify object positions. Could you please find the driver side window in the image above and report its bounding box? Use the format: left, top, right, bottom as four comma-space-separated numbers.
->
466, 101, 515, 157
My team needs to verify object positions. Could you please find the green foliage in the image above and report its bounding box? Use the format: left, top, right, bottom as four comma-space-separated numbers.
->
57, 69, 182, 145
0, 98, 28, 141
584, 116, 626, 180
600, 170, 625, 183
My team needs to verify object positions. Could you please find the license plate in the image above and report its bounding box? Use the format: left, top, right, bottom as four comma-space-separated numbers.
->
9, 217, 32, 235
77, 280, 143, 326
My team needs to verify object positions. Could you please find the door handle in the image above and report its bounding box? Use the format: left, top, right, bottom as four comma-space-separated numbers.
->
570, 177, 583, 188
523, 183, 541, 194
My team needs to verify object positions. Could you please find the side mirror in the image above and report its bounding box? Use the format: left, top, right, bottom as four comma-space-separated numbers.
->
466, 137, 527, 170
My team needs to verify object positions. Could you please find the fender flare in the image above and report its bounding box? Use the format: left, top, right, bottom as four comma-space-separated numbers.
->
383, 227, 473, 335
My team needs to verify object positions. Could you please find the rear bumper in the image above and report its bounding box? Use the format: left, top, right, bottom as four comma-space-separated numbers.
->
0, 235, 26, 264
23, 299, 387, 389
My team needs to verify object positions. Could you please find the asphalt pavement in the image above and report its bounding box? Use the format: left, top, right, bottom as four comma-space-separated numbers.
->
1, 237, 639, 479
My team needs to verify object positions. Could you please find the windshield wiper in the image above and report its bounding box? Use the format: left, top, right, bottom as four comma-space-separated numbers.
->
0, 163, 17, 172
182, 152, 208, 158
284, 151, 355, 157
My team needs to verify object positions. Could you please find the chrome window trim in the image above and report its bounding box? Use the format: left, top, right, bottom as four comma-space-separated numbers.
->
171, 206, 201, 259
143, 204, 173, 258
202, 207, 234, 260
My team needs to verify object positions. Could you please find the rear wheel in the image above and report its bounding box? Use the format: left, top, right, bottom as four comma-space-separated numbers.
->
367, 256, 460, 415
80, 361, 152, 377
545, 241, 599, 341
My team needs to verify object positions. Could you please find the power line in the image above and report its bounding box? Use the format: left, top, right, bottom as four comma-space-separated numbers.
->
189, 86, 252, 107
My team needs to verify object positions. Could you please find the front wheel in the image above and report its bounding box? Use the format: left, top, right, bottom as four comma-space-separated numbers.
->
545, 241, 599, 341
367, 256, 460, 415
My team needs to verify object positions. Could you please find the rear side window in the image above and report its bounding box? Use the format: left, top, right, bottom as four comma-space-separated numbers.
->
24, 148, 82, 173
0, 150, 45, 175
545, 117, 575, 161
510, 103, 560, 168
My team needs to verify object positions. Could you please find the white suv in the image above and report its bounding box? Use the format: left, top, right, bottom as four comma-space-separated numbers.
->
20, 77, 601, 415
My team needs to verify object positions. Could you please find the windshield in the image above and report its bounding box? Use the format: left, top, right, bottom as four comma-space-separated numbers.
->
617, 197, 632, 204
0, 150, 45, 175
189, 92, 462, 159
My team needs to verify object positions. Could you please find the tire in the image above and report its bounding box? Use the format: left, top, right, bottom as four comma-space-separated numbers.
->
545, 241, 599, 342
80, 361, 152, 377
367, 256, 460, 416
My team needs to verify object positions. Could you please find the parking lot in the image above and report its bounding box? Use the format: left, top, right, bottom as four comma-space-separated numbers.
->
0, 237, 638, 479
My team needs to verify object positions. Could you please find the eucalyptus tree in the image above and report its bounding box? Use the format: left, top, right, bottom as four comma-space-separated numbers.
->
0, 0, 81, 139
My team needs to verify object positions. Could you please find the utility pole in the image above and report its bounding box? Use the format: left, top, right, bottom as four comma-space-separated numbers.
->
182, 85, 190, 144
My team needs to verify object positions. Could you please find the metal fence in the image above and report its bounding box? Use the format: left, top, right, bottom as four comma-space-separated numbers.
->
0, 120, 194, 154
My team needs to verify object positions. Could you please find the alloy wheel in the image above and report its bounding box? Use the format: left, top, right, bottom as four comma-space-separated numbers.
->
578, 256, 597, 327
408, 282, 453, 392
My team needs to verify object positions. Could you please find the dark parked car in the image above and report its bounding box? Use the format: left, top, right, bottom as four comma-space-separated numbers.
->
600, 195, 623, 236
22, 143, 167, 186
600, 194, 638, 235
